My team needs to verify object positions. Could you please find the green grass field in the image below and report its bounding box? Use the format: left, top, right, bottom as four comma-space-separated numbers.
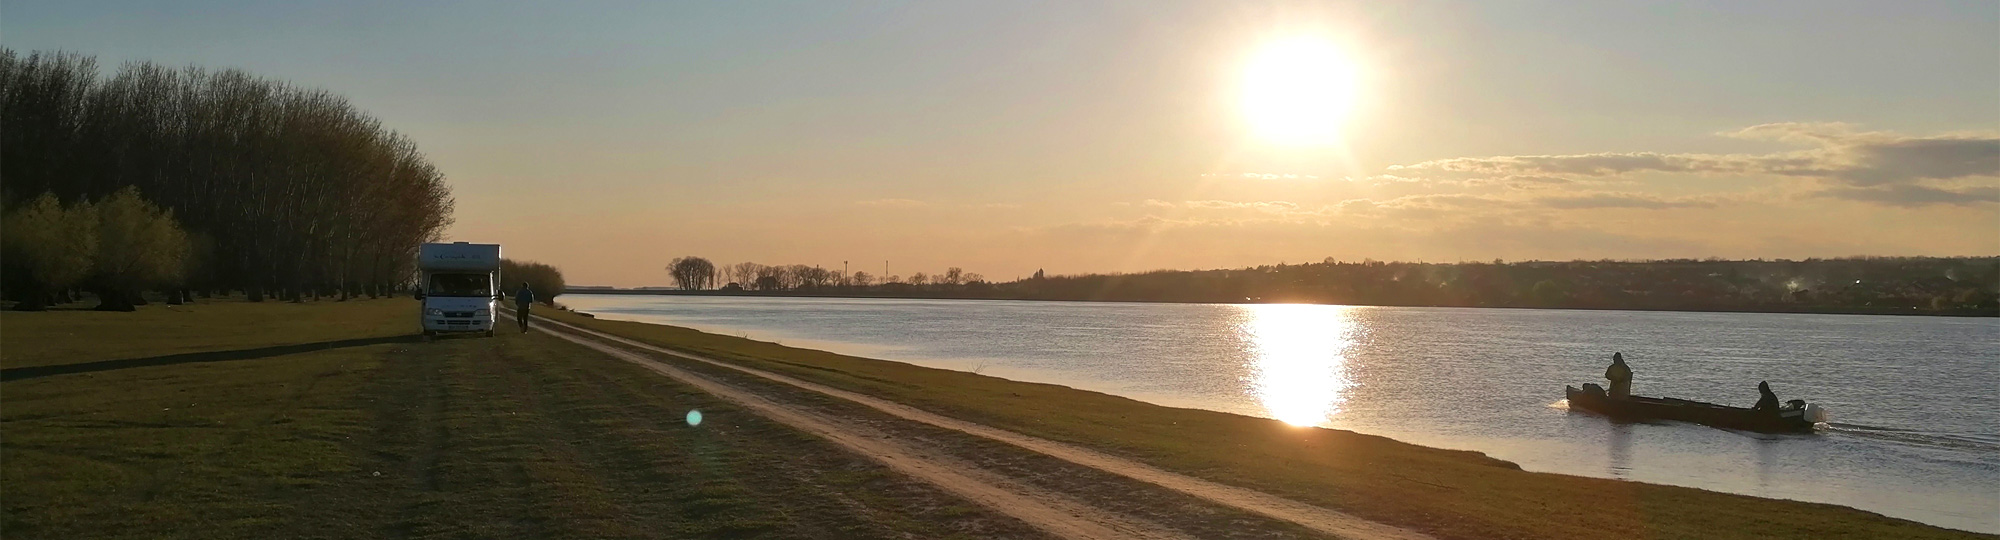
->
536, 308, 1994, 540
1, 299, 1039, 540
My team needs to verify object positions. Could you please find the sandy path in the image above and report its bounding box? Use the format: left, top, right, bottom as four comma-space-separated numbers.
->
529, 314, 1432, 540
523, 314, 1192, 540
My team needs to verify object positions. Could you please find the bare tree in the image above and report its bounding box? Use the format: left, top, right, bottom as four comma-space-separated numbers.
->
667, 256, 716, 290
730, 262, 764, 289
754, 265, 786, 290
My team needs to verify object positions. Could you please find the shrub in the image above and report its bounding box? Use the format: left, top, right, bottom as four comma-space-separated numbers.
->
1, 193, 98, 310
87, 187, 190, 311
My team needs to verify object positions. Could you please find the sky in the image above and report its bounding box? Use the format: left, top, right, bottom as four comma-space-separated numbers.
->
7, 0, 1998, 286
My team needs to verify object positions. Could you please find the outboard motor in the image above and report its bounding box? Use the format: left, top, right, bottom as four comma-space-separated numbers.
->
1804, 403, 1830, 423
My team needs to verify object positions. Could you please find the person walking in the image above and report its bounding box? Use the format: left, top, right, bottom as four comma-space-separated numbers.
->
514, 282, 535, 333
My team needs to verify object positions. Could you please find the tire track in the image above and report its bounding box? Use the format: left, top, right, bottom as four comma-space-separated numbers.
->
522, 312, 1432, 540
518, 313, 1191, 540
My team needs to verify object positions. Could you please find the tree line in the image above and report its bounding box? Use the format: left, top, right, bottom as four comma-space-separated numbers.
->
662, 256, 984, 292
642, 255, 1996, 315
0, 49, 454, 310
500, 259, 565, 306
997, 257, 2000, 315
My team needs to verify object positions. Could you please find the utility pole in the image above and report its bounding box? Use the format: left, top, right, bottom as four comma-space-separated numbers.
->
884, 260, 889, 279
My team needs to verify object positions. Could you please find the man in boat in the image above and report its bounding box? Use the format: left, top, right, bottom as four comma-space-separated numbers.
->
1753, 381, 1781, 413
1605, 352, 1633, 399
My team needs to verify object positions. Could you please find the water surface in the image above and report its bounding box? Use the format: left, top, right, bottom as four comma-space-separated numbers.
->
564, 294, 2000, 533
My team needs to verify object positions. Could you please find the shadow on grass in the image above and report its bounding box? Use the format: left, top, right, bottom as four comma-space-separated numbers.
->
0, 334, 425, 382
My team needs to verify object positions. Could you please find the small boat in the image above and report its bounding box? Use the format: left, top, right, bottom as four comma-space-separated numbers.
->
1564, 383, 1826, 433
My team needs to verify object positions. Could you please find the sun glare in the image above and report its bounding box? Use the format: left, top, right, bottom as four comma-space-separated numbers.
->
1240, 36, 1362, 147
1238, 304, 1358, 427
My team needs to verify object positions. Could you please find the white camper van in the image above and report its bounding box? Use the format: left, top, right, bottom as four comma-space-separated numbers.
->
415, 242, 501, 337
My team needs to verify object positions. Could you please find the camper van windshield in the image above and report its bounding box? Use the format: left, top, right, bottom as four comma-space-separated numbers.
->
428, 273, 491, 297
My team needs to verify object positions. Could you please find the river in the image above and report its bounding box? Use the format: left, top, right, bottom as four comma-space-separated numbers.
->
560, 294, 2000, 533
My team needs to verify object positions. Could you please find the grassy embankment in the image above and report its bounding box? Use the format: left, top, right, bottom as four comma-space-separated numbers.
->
537, 308, 1993, 540
0, 299, 1041, 540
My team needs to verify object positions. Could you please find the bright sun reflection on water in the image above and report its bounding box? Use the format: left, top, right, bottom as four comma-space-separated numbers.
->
1237, 304, 1359, 426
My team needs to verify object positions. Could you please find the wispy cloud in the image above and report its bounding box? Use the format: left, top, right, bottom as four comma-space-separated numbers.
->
1143, 199, 1303, 212
1814, 184, 2000, 207
1379, 123, 1999, 206
1533, 193, 1723, 210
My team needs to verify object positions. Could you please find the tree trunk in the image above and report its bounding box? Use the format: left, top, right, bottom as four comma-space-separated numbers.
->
12, 287, 50, 311
93, 288, 138, 312
248, 286, 264, 302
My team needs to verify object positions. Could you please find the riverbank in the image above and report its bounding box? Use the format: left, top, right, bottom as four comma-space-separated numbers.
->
535, 306, 1992, 539
0, 300, 1042, 539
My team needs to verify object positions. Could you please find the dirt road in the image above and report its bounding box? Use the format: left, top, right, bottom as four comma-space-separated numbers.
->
519, 312, 1432, 540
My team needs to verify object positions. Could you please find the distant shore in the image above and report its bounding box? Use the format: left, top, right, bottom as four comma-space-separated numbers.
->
564, 288, 2000, 317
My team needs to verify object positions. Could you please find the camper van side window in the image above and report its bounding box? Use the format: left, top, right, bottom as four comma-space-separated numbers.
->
428, 273, 492, 297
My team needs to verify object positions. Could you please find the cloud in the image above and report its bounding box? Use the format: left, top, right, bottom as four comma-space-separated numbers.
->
1390, 152, 1744, 176
1369, 194, 1510, 209
1381, 124, 2000, 207
1825, 138, 2000, 186
1147, 200, 1304, 212
1369, 173, 1582, 190
1337, 192, 1722, 215
855, 198, 927, 207
1813, 184, 2000, 207
1534, 193, 1721, 210
1133, 192, 1721, 228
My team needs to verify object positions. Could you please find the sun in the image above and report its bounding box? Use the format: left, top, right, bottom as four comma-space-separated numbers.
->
1240, 36, 1363, 147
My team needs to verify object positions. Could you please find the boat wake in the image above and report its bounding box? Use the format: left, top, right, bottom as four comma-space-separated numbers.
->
1825, 422, 2000, 454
